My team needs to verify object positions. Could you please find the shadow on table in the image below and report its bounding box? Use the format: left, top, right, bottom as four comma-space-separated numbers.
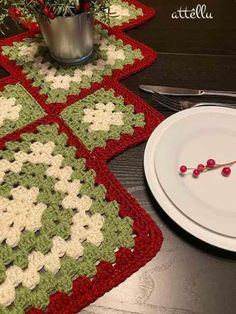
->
146, 184, 236, 259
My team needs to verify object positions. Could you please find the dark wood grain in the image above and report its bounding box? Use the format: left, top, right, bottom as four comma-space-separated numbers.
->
106, 1, 236, 314
127, 0, 236, 55
1, 1, 236, 313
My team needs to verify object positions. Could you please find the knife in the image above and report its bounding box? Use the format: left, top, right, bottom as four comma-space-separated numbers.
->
139, 85, 236, 98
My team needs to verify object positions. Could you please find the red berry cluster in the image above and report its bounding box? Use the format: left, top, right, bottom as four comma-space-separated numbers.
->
180, 158, 234, 178
8, 0, 92, 24
8, 7, 22, 19
42, 7, 55, 19
37, 0, 91, 19
81, 1, 91, 10
33, 0, 55, 20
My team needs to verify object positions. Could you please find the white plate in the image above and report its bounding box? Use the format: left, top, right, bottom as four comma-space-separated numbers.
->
144, 107, 236, 251
155, 108, 236, 237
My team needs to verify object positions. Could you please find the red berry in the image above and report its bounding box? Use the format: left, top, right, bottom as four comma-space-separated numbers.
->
42, 7, 50, 15
197, 164, 205, 171
222, 167, 231, 177
82, 2, 91, 10
14, 9, 22, 18
48, 11, 56, 19
37, 0, 45, 5
28, 22, 40, 32
192, 169, 200, 177
21, 20, 39, 33
9, 7, 22, 19
180, 165, 187, 173
207, 159, 216, 168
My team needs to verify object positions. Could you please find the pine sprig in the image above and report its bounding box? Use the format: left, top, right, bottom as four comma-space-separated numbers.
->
0, 0, 110, 33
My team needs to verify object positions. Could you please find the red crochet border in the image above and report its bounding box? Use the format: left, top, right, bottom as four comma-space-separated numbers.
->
0, 1, 164, 313
0, 116, 163, 314
111, 0, 157, 31
0, 20, 164, 160
0, 77, 163, 162
0, 22, 158, 111
19, 0, 156, 33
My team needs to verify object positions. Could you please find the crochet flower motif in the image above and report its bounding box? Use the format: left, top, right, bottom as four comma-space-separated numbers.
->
83, 102, 124, 132
0, 96, 22, 127
110, 4, 130, 18
0, 186, 47, 248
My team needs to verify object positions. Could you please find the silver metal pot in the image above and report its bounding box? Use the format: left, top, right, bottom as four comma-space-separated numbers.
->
39, 12, 94, 65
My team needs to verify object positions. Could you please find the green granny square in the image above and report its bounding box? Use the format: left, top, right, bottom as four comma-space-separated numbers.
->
96, 0, 143, 27
0, 123, 134, 313
1, 26, 143, 104
0, 83, 45, 138
60, 88, 145, 151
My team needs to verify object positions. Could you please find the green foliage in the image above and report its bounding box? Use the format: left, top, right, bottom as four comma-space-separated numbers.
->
0, 0, 110, 33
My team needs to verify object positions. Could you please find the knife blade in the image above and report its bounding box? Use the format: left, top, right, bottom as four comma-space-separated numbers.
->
139, 85, 236, 97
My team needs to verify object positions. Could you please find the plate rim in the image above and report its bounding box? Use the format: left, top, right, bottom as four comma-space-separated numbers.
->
144, 106, 236, 252
154, 109, 236, 237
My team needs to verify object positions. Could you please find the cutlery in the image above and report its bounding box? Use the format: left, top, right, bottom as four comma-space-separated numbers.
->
139, 84, 236, 98
152, 92, 236, 111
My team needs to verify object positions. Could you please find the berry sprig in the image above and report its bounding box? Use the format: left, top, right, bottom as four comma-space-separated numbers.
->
179, 158, 236, 178
0, 0, 110, 34
8, 7, 22, 19
42, 7, 55, 19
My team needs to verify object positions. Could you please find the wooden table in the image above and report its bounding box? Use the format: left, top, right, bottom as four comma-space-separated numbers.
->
93, 1, 236, 313
1, 1, 236, 313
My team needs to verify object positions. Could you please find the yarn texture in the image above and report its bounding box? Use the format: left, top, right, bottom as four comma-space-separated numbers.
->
0, 0, 164, 313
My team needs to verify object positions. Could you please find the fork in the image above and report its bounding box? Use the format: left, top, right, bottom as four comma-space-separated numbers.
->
152, 92, 236, 112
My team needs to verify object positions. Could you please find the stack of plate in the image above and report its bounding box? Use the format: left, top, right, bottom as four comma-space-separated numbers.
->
144, 107, 236, 251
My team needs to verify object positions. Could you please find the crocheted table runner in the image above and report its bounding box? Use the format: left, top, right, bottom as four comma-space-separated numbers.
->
0, 1, 163, 313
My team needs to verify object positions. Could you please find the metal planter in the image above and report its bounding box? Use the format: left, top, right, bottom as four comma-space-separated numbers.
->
39, 12, 94, 65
